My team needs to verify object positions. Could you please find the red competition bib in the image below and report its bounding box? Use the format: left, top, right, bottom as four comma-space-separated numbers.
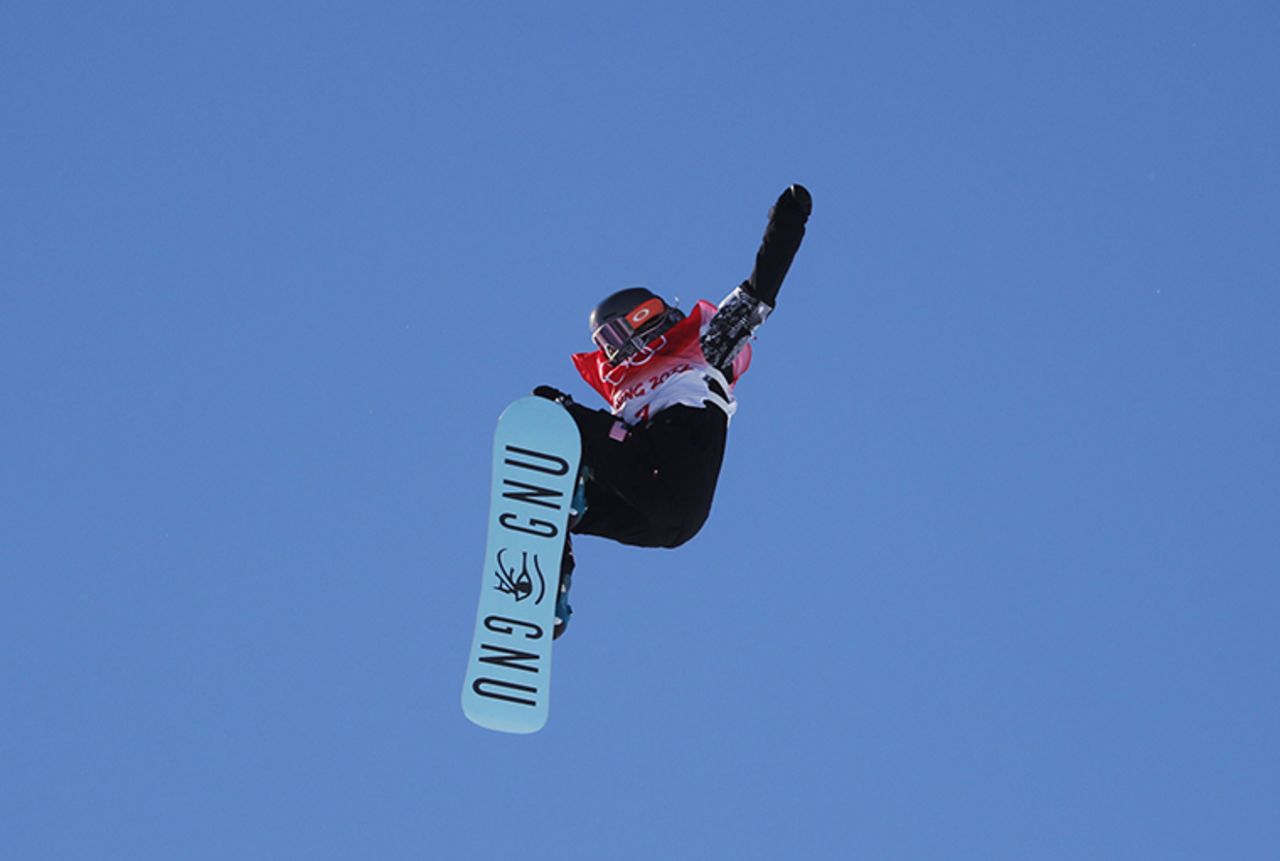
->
572, 300, 752, 425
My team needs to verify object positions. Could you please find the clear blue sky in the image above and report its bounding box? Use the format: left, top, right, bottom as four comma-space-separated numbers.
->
3, 2, 1278, 858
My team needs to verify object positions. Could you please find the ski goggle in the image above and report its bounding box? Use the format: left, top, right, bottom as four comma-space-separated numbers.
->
591, 297, 673, 363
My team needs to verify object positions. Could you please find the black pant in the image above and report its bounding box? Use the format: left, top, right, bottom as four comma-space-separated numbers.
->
564, 403, 728, 549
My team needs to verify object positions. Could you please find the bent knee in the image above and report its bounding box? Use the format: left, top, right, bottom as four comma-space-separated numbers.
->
656, 505, 712, 549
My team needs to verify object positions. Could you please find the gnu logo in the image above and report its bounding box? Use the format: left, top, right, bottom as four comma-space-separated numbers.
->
493, 548, 547, 605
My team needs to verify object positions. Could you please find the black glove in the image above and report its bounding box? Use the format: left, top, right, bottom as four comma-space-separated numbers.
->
533, 385, 573, 406
747, 183, 812, 306
773, 184, 812, 222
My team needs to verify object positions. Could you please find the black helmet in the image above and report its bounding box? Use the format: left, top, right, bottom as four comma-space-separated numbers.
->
588, 287, 685, 364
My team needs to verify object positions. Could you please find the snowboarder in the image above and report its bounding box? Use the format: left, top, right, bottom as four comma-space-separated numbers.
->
534, 184, 812, 637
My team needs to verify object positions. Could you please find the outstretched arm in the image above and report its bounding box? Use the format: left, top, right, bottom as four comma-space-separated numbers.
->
702, 184, 812, 375
745, 184, 811, 307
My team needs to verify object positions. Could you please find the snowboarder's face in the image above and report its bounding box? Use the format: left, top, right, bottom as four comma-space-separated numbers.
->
593, 298, 673, 363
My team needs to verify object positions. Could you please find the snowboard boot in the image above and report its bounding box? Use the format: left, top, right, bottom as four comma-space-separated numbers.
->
553, 536, 574, 640
569, 467, 590, 529
554, 468, 588, 640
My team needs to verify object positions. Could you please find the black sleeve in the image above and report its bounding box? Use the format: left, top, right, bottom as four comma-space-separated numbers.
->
744, 184, 812, 307
700, 186, 812, 378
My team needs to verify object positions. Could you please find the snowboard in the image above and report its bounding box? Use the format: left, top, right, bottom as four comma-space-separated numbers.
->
462, 396, 582, 734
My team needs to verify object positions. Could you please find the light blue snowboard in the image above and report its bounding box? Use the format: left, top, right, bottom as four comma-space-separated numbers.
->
462, 396, 581, 734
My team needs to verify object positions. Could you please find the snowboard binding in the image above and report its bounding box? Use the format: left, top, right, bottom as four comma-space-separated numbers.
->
553, 537, 573, 640
554, 470, 589, 640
